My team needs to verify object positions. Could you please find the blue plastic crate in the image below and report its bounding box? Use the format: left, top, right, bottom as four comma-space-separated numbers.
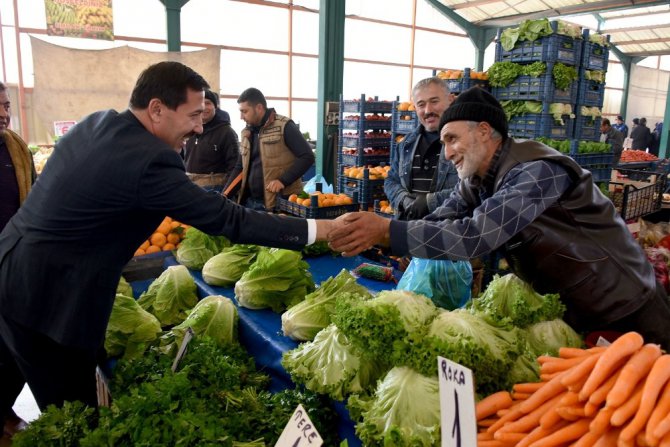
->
492, 73, 577, 103
392, 109, 418, 133
341, 96, 394, 113
276, 196, 360, 219
341, 117, 392, 131
508, 113, 573, 140
341, 134, 392, 149
495, 33, 582, 66
573, 116, 602, 141
571, 152, 614, 182
576, 79, 606, 107
443, 68, 490, 94
338, 176, 386, 208
581, 30, 610, 71
339, 152, 390, 167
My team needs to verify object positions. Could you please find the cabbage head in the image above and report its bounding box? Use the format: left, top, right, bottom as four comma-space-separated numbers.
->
166, 295, 238, 352
281, 269, 371, 341
526, 318, 583, 356
137, 265, 198, 326
175, 226, 230, 270
117, 277, 133, 298
235, 248, 314, 312
410, 309, 523, 394
471, 273, 565, 328
332, 290, 438, 361
105, 293, 161, 359
347, 366, 441, 447
282, 324, 388, 401
202, 244, 260, 287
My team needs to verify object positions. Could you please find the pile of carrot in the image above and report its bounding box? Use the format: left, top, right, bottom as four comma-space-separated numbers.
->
475, 331, 670, 447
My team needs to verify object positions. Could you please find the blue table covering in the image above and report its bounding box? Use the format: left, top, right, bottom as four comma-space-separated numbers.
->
132, 253, 399, 446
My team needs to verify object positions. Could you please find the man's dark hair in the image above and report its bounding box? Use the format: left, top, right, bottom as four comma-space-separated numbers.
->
237, 87, 267, 109
129, 61, 209, 110
0, 82, 6, 93
602, 118, 611, 126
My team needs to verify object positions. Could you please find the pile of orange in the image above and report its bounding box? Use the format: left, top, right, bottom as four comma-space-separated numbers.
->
377, 200, 394, 215
288, 192, 354, 208
396, 101, 416, 111
342, 165, 390, 180
134, 216, 189, 257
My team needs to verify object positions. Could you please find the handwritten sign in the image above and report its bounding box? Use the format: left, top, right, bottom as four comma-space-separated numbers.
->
54, 120, 77, 137
438, 356, 477, 447
274, 404, 323, 447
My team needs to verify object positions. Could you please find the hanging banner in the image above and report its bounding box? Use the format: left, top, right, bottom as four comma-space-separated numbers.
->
44, 0, 114, 41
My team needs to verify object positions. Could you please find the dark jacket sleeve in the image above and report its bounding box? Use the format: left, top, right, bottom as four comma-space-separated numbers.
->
278, 120, 315, 186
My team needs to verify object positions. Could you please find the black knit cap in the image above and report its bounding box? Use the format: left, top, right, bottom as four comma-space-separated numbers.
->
440, 86, 508, 139
204, 89, 219, 108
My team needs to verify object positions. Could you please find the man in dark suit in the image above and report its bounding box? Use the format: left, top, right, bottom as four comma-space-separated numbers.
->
0, 61, 338, 428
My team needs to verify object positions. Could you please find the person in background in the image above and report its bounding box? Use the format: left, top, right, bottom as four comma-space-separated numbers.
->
0, 81, 35, 441
600, 118, 624, 167
630, 117, 651, 151
329, 87, 670, 351
612, 115, 628, 139
649, 121, 663, 157
384, 77, 459, 220
0, 62, 340, 431
223, 88, 314, 211
183, 89, 239, 192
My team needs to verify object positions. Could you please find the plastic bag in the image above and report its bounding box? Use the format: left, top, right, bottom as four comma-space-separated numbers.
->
303, 175, 333, 194
396, 258, 472, 310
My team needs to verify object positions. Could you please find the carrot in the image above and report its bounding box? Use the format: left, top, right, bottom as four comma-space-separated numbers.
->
661, 431, 670, 447
578, 331, 644, 401
584, 401, 599, 418
637, 432, 652, 447
610, 380, 644, 426
589, 406, 615, 438
653, 412, 670, 441
556, 404, 586, 421
559, 346, 592, 359
593, 426, 622, 447
541, 355, 593, 375
517, 420, 570, 447
538, 354, 560, 365
477, 440, 506, 447
512, 392, 531, 400
620, 354, 670, 441
487, 405, 524, 434
477, 417, 498, 428
588, 369, 621, 406
561, 351, 603, 390
645, 380, 670, 446
477, 390, 514, 421
478, 431, 494, 441
513, 382, 544, 394
499, 393, 563, 434
541, 372, 563, 382
497, 408, 510, 417
494, 431, 527, 443
572, 430, 601, 447
558, 391, 580, 407
527, 417, 591, 447
607, 343, 662, 408
539, 406, 563, 430
520, 371, 569, 414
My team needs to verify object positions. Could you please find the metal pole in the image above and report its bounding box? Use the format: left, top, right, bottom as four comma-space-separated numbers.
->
12, 0, 28, 141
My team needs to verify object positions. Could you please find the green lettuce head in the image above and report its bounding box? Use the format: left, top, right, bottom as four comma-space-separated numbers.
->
105, 293, 162, 359
175, 226, 230, 270
526, 318, 583, 356
137, 265, 198, 326
202, 244, 260, 287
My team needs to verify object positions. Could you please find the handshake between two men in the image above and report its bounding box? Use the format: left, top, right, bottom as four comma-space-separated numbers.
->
314, 212, 391, 257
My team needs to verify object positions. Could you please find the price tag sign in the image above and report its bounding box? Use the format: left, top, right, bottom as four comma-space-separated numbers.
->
438, 356, 477, 447
171, 327, 195, 372
274, 404, 323, 447
53, 120, 77, 137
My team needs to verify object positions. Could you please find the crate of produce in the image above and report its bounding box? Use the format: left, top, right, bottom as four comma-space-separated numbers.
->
392, 109, 418, 133
338, 175, 386, 208
492, 73, 577, 103
437, 68, 490, 94
340, 149, 390, 167
610, 170, 667, 221
340, 114, 392, 131
573, 114, 602, 142
508, 113, 573, 140
577, 79, 605, 107
581, 29, 610, 71
276, 194, 359, 219
374, 199, 394, 218
571, 152, 614, 183
340, 131, 392, 149
495, 26, 582, 66
341, 94, 394, 113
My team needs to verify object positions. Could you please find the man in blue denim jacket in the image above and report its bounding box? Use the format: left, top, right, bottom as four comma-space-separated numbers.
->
384, 77, 459, 220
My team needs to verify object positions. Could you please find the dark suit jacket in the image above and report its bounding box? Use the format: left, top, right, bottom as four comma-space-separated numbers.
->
0, 110, 307, 349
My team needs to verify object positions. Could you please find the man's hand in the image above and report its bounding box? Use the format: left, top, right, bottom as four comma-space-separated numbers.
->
328, 212, 391, 257
266, 180, 285, 193
314, 218, 343, 242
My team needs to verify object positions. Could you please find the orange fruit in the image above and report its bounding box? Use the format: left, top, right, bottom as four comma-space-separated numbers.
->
288, 194, 298, 203
163, 243, 176, 251
301, 198, 312, 207
156, 218, 172, 235
150, 232, 167, 248
170, 221, 182, 229
139, 240, 150, 251
322, 198, 334, 207
166, 233, 181, 245
145, 245, 161, 254
134, 248, 146, 257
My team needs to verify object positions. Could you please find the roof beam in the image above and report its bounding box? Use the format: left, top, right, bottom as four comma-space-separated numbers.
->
612, 37, 670, 45
605, 23, 670, 33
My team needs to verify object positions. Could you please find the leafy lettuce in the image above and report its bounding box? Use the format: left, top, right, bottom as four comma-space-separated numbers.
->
137, 265, 198, 326
202, 244, 260, 287
235, 248, 315, 312
281, 269, 371, 341
175, 227, 230, 270
105, 293, 162, 359
526, 318, 583, 356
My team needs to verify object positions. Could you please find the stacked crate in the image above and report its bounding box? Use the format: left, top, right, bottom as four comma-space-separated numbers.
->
573, 29, 610, 141
390, 100, 417, 157
492, 20, 582, 141
337, 94, 393, 210
436, 67, 490, 95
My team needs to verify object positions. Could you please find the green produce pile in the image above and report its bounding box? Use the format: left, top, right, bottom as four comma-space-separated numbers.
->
13, 337, 340, 447
488, 61, 577, 90
536, 137, 612, 154
175, 226, 231, 270
499, 19, 581, 51
281, 273, 583, 446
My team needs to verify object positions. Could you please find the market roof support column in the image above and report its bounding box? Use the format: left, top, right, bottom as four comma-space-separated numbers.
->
315, 0, 345, 185
609, 46, 643, 126
160, 0, 190, 52
660, 75, 670, 159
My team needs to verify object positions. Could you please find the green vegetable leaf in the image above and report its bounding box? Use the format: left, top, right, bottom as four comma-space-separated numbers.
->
137, 265, 198, 326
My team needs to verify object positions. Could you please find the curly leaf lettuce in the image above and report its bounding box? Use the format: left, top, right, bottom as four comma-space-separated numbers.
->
137, 265, 198, 326
281, 269, 371, 341
105, 293, 162, 359
202, 244, 260, 287
526, 318, 583, 356
235, 248, 315, 312
282, 324, 388, 401
347, 366, 441, 447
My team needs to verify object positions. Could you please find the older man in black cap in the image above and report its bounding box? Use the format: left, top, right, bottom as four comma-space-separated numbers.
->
183, 89, 239, 192
329, 86, 670, 350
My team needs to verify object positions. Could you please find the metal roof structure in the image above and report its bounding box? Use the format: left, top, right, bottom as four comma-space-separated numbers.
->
428, 0, 670, 60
